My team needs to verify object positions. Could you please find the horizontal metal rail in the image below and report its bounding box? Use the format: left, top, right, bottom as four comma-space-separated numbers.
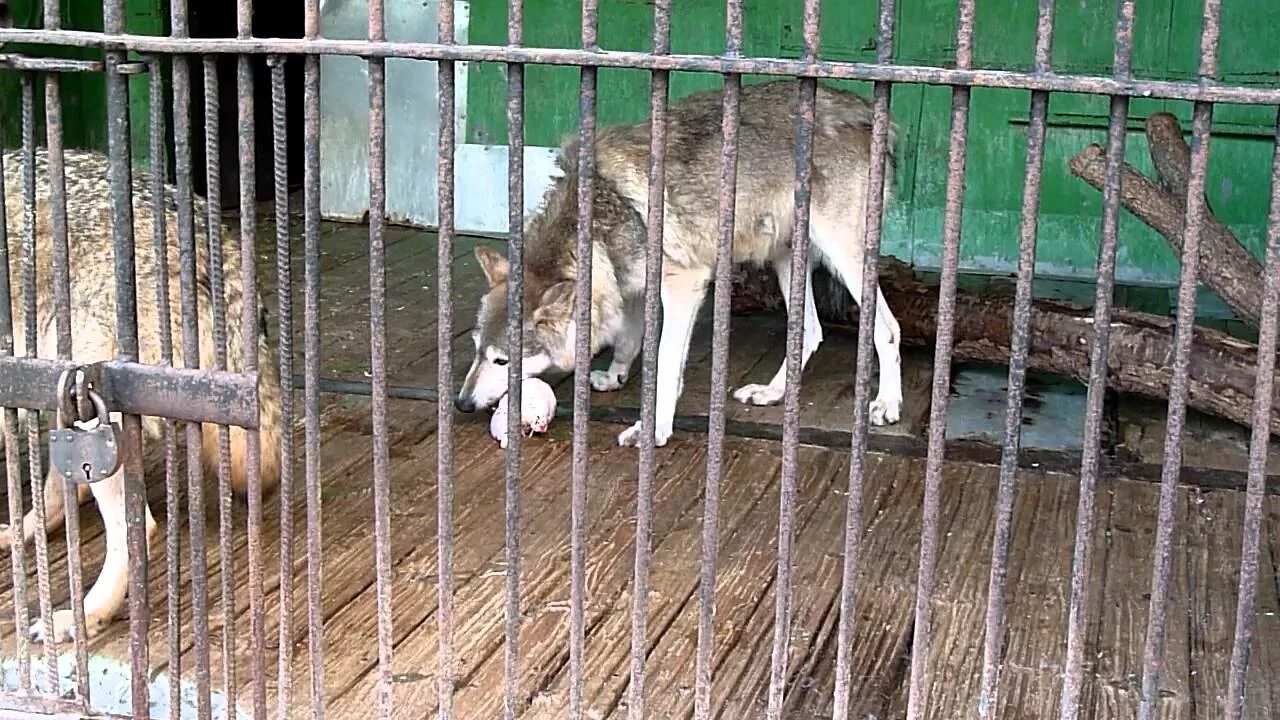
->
0, 357, 260, 428
0, 30, 1277, 105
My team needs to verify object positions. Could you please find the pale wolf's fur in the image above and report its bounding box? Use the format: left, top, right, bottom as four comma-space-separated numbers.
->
0, 148, 283, 642
456, 79, 902, 447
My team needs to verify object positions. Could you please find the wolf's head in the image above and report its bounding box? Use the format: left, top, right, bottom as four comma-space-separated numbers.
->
454, 245, 579, 413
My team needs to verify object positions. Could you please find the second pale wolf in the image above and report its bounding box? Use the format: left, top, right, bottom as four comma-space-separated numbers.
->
0, 147, 283, 642
456, 79, 902, 447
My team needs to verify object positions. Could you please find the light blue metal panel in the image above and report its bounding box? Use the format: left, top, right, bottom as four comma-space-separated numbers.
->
319, 0, 468, 228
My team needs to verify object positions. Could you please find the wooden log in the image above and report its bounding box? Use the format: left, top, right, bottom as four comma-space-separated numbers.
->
1144, 112, 1197, 201
729, 259, 1280, 438
1069, 142, 1265, 328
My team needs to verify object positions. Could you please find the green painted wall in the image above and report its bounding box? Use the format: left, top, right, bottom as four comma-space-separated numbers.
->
0, 0, 166, 165
464, 0, 1280, 316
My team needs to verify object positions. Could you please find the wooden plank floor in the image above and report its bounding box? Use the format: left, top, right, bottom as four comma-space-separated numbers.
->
0, 218, 1277, 719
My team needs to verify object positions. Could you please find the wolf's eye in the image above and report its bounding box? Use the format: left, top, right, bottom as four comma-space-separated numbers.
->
494, 357, 509, 366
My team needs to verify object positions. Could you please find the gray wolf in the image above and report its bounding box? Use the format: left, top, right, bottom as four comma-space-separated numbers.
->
0, 147, 283, 642
455, 79, 902, 447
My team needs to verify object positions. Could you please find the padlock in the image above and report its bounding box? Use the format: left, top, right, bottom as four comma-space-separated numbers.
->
49, 386, 122, 485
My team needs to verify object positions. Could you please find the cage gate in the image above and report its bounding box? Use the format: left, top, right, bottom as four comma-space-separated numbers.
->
0, 0, 1276, 719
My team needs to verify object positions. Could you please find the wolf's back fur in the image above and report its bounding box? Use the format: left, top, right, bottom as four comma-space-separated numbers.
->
1, 147, 282, 498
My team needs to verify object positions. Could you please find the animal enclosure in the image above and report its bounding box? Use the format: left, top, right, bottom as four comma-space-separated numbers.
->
0, 1, 1277, 719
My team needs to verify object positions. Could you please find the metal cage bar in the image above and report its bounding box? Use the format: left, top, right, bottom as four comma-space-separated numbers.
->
1059, 2, 1137, 716
978, 2, 1057, 716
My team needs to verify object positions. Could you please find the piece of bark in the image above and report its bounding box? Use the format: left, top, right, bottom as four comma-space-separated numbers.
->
1145, 112, 1198, 203
730, 260, 1280, 438
1069, 143, 1265, 329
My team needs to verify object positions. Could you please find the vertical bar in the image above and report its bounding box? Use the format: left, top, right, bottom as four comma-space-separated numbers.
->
905, 2, 975, 717
693, 0, 742, 717
832, 1, 896, 716
147, 53, 183, 720
303, 1, 328, 716
102, 0, 150, 711
436, 0, 458, 716
1224, 107, 1280, 720
42, 0, 91, 697
366, 0, 394, 717
628, 1, 668, 718
1059, 2, 1136, 717
170, 2, 214, 716
564, 0, 589, 709
20, 70, 58, 696
977, 2, 1055, 717
270, 53, 297, 720
0, 115, 32, 701
1136, 3, 1222, 718
766, 2, 821, 717
201, 50, 238, 714
235, 0, 267, 716
503, 1, 526, 718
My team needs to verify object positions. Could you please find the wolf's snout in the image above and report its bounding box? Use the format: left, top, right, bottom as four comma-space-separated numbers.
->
454, 394, 476, 413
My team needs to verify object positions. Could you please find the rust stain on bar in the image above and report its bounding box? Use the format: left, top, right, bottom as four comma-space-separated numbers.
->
832, 0, 897, 716
1224, 106, 1280, 720
906, 1, 976, 717
978, 1, 1056, 717
436, 1, 458, 717
0, 30, 1277, 104
694, 0, 743, 716
1060, 2, 1137, 718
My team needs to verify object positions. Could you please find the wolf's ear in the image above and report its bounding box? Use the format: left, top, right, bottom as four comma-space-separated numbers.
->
474, 245, 509, 287
533, 280, 575, 321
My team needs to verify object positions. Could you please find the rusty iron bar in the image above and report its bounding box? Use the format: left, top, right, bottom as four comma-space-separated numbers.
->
1059, 2, 1137, 717
101, 0, 150, 711
19, 71, 58, 697
504, 1, 528, 717
977, 2, 1056, 717
831, 0, 896, 716
143, 49, 183, 720
1225, 106, 1280, 720
766, 2, 821, 717
234, 0, 267, 717
41, 0, 91, 695
628, 1, 669, 718
302, 1, 328, 717
0, 28, 1278, 104
169, 2, 214, 716
907, 2, 976, 717
0, 357, 261, 427
436, 1, 458, 717
1137, 2, 1223, 718
0, 79, 31, 697
503, 2, 526, 719
565, 1, 592, 719
199, 50, 240, 714
693, 0, 743, 717
366, 0, 395, 717
269, 52, 297, 720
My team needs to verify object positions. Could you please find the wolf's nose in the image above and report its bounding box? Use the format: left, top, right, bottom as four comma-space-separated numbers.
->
454, 395, 476, 413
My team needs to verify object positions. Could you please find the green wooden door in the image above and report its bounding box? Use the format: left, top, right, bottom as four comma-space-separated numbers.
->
466, 0, 1278, 299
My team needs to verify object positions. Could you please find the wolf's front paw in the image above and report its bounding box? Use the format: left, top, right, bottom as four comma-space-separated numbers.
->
590, 370, 627, 393
869, 397, 901, 426
617, 421, 671, 448
30, 608, 107, 644
732, 383, 784, 406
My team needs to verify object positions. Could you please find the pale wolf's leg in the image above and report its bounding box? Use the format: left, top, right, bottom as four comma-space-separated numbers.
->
809, 217, 903, 426
618, 269, 707, 448
0, 463, 91, 552
731, 255, 824, 406
31, 415, 158, 643
592, 296, 643, 392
